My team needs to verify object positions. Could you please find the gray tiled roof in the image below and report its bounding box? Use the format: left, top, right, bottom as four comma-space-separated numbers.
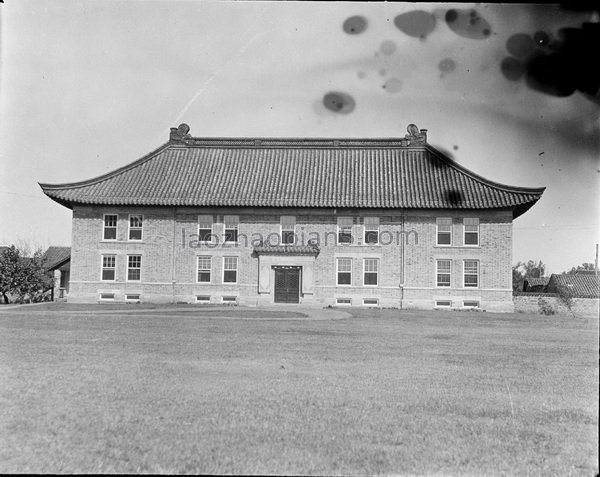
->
40, 125, 544, 217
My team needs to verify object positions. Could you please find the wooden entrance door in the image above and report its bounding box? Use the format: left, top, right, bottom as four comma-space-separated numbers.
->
274, 267, 301, 303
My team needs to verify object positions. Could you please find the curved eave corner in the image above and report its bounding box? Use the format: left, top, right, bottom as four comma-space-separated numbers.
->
512, 189, 546, 220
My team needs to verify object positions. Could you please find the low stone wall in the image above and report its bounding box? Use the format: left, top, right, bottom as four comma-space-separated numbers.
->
513, 293, 599, 316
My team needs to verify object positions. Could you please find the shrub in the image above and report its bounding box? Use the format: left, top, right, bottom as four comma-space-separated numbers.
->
538, 297, 556, 315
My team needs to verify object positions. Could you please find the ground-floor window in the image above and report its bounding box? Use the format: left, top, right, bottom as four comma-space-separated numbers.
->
464, 260, 479, 287
223, 257, 238, 283
101, 255, 116, 281
127, 255, 142, 281
363, 258, 378, 286
436, 259, 451, 287
337, 258, 352, 285
197, 256, 212, 283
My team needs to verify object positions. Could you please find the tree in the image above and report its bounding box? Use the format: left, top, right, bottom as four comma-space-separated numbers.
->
0, 245, 54, 304
512, 260, 546, 291
565, 262, 596, 274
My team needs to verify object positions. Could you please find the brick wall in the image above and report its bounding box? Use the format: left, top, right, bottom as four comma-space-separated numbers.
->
514, 294, 599, 316
69, 206, 515, 310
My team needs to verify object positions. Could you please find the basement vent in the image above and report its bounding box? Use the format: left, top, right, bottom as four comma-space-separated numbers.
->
463, 300, 480, 308
363, 298, 379, 306
222, 296, 238, 304
125, 294, 140, 301
99, 293, 115, 300
435, 300, 452, 308
336, 298, 352, 305
196, 295, 211, 303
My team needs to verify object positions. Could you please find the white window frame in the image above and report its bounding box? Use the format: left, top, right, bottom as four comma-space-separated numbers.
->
101, 254, 116, 281
364, 217, 379, 245
127, 255, 142, 282
280, 216, 296, 245
463, 260, 479, 288
436, 217, 452, 246
463, 218, 479, 246
223, 256, 238, 284
363, 258, 379, 286
337, 258, 352, 286
198, 215, 214, 243
197, 256, 212, 283
103, 214, 118, 241
224, 215, 239, 243
128, 214, 143, 241
436, 259, 451, 287
337, 217, 353, 245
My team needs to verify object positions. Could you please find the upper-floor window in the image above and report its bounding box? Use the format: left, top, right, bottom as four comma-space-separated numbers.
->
463, 218, 479, 246
364, 217, 379, 245
337, 217, 353, 245
337, 258, 352, 285
223, 256, 238, 283
127, 255, 142, 281
197, 256, 212, 283
363, 258, 379, 286
224, 215, 239, 243
464, 260, 479, 288
103, 214, 117, 240
101, 254, 116, 281
198, 215, 214, 243
281, 216, 296, 245
129, 215, 143, 241
436, 218, 452, 246
436, 259, 451, 287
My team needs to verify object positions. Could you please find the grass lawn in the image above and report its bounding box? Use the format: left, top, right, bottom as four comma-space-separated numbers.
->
0, 304, 597, 475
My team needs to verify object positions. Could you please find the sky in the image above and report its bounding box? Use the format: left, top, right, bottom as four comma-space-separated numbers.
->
0, 0, 598, 274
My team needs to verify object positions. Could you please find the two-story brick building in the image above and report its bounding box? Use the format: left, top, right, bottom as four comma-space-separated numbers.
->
40, 123, 544, 311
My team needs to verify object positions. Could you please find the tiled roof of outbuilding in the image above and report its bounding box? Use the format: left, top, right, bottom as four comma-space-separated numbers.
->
39, 124, 545, 218
548, 273, 600, 298
42, 246, 71, 270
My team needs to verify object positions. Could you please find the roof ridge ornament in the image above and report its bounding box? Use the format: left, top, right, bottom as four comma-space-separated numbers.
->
405, 124, 427, 145
170, 123, 191, 142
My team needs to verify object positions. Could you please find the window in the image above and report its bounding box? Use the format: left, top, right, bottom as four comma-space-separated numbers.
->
363, 298, 379, 306
99, 293, 115, 300
337, 258, 352, 285
338, 217, 353, 245
336, 298, 352, 305
463, 300, 480, 308
463, 218, 479, 246
196, 295, 211, 303
364, 217, 379, 244
103, 214, 117, 240
224, 215, 239, 243
126, 294, 140, 302
128, 215, 143, 240
281, 216, 296, 245
223, 257, 238, 283
436, 217, 452, 245
222, 296, 237, 304
198, 215, 213, 242
363, 258, 379, 286
436, 259, 451, 287
101, 255, 116, 281
127, 255, 142, 281
197, 256, 212, 283
464, 260, 479, 288
435, 300, 452, 308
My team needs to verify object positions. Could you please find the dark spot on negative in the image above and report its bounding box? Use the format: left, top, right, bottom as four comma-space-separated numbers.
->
500, 57, 525, 81
394, 10, 436, 39
343, 16, 367, 35
445, 8, 492, 40
534, 30, 550, 46
506, 33, 535, 59
323, 91, 356, 114
445, 189, 464, 205
438, 58, 456, 74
